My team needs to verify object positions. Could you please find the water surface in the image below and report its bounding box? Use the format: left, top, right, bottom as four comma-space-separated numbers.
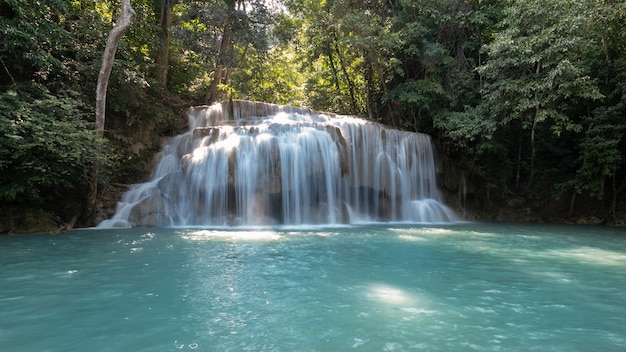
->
1, 223, 625, 351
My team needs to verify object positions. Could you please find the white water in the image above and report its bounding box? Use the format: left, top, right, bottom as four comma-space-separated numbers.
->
100, 101, 458, 227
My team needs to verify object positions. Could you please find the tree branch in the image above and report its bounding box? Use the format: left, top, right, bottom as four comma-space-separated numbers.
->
86, 0, 136, 219
95, 0, 136, 139
0, 57, 16, 86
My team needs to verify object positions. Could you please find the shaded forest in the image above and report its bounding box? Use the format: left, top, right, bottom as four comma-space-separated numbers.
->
1, 0, 625, 232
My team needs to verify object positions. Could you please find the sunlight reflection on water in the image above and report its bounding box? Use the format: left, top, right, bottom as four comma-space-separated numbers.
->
180, 230, 282, 241
546, 247, 626, 266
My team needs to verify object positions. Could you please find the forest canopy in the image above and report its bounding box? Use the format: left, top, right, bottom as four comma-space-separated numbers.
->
1, 0, 625, 226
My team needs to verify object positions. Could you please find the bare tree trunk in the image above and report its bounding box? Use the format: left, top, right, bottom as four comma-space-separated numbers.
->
86, 0, 136, 219
336, 46, 358, 115
154, 0, 176, 87
325, 44, 342, 97
515, 131, 523, 190
527, 62, 541, 189
568, 192, 576, 218
204, 29, 232, 104
610, 174, 616, 221
205, 65, 228, 104
204, 0, 235, 105
612, 176, 626, 222
364, 59, 375, 119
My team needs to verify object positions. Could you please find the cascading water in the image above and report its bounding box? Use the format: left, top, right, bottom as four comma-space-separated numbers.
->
99, 100, 459, 227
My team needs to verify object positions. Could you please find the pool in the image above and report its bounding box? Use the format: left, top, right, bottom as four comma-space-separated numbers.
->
1, 223, 625, 351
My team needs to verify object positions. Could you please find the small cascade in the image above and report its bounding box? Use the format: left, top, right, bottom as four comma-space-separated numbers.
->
99, 100, 459, 227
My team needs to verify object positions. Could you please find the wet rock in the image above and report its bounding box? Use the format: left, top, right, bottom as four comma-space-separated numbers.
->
507, 197, 526, 208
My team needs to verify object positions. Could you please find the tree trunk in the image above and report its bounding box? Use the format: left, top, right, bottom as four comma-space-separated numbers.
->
612, 176, 626, 222
610, 174, 616, 221
527, 62, 542, 189
337, 47, 358, 115
204, 0, 235, 104
364, 59, 375, 119
204, 33, 232, 104
325, 43, 342, 97
568, 192, 576, 218
331, 34, 358, 115
154, 0, 176, 87
515, 130, 523, 190
528, 114, 537, 188
86, 0, 136, 219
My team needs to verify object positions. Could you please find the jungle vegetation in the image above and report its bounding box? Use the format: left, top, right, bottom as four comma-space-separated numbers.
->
1, 0, 625, 228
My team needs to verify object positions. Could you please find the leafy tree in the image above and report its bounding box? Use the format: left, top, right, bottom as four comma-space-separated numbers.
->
440, 0, 603, 193
0, 84, 107, 207
283, 0, 373, 116
0, 0, 72, 85
383, 0, 457, 130
230, 45, 305, 105
170, 0, 274, 103
556, 1, 626, 218
1, 0, 166, 226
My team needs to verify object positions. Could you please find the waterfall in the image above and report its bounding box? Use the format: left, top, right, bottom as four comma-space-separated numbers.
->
98, 100, 459, 227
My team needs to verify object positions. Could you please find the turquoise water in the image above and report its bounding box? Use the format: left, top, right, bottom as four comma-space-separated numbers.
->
1, 223, 625, 351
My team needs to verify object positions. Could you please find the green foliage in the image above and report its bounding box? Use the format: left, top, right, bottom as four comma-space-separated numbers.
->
0, 0, 72, 83
557, 105, 625, 200
230, 46, 305, 105
388, 78, 448, 131
478, 0, 603, 129
0, 84, 106, 204
283, 0, 380, 116
438, 0, 616, 196
168, 0, 276, 99
1, 0, 626, 222
435, 106, 498, 154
